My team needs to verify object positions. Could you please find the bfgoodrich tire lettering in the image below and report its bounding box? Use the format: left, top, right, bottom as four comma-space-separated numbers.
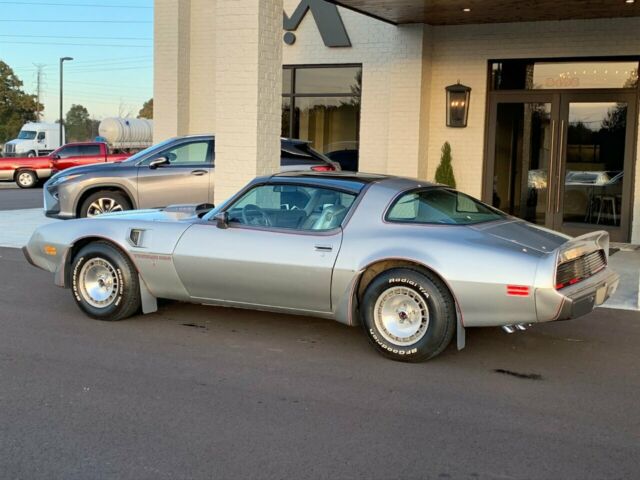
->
361, 268, 455, 362
71, 242, 141, 321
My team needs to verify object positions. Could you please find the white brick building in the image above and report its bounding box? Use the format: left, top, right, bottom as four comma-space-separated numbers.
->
154, 0, 640, 243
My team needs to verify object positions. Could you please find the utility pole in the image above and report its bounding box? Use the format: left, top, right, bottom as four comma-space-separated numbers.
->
59, 57, 73, 146
33, 64, 45, 121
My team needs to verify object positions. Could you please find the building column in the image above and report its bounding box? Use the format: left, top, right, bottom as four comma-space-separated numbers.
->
153, 0, 191, 143
214, 0, 283, 204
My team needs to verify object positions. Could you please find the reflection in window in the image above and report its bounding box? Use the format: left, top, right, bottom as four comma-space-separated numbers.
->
564, 102, 626, 227
491, 60, 639, 90
282, 65, 361, 171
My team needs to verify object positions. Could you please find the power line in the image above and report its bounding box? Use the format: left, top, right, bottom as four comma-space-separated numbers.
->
0, 19, 152, 23
0, 1, 152, 8
11, 55, 151, 69
1, 41, 152, 48
0, 34, 152, 41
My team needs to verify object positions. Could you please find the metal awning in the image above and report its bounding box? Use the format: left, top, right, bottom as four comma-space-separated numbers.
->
329, 0, 640, 25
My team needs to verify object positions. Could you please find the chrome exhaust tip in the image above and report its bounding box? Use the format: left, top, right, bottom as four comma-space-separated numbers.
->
515, 324, 527, 332
502, 325, 516, 334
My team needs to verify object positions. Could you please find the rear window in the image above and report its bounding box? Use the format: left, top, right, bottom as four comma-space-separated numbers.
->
386, 188, 505, 225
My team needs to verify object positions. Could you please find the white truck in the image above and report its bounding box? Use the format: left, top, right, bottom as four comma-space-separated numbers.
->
2, 123, 64, 158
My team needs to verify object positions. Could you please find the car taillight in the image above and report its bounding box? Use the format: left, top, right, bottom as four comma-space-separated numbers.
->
311, 165, 335, 172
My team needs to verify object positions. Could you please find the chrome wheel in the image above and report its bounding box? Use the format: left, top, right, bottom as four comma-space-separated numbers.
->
86, 197, 124, 217
373, 286, 429, 346
78, 258, 119, 308
17, 172, 35, 187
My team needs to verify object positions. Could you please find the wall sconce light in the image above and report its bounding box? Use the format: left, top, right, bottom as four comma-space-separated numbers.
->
446, 82, 471, 128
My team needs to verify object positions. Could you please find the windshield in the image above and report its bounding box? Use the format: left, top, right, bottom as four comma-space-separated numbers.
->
386, 188, 506, 225
121, 137, 179, 164
17, 131, 37, 140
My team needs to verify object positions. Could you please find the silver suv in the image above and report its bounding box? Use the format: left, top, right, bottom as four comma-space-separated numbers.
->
44, 135, 339, 219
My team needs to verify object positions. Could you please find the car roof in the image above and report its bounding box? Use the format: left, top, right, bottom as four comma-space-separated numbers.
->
268, 171, 433, 194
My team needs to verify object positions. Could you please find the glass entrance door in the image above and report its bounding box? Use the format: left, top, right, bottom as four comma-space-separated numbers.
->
555, 93, 636, 241
486, 95, 559, 228
486, 92, 636, 242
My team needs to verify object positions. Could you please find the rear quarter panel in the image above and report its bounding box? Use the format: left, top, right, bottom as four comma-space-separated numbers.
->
333, 181, 544, 328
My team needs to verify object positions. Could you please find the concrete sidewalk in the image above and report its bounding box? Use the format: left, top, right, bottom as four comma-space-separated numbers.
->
0, 207, 638, 311
0, 208, 60, 248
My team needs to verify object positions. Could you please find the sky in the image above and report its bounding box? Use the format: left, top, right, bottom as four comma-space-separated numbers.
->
0, 0, 153, 123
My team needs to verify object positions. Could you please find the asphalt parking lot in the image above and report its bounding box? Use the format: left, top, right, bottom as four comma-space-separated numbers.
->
0, 183, 42, 210
1, 245, 639, 479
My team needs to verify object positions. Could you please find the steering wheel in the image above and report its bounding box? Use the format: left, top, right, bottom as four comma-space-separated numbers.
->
242, 204, 271, 227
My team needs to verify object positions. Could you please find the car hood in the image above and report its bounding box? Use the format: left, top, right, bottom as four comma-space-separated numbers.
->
469, 218, 570, 254
96, 204, 214, 222
54, 160, 131, 177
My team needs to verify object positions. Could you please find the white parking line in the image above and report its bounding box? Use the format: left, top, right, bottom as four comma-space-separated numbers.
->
0, 208, 60, 248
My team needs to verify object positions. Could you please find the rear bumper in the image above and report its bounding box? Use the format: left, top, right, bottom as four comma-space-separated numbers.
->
535, 267, 619, 322
555, 269, 619, 320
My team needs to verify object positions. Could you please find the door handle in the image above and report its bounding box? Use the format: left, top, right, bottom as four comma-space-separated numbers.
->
556, 120, 565, 214
547, 120, 556, 214
191, 169, 208, 176
314, 245, 333, 252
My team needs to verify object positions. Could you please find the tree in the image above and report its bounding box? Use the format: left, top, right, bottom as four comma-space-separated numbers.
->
65, 104, 93, 142
138, 98, 153, 119
0, 61, 43, 144
435, 141, 456, 188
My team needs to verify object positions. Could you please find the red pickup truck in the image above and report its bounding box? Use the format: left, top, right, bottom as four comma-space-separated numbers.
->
0, 142, 131, 188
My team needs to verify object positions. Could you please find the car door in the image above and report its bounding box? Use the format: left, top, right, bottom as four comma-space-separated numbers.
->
136, 138, 213, 208
172, 182, 356, 313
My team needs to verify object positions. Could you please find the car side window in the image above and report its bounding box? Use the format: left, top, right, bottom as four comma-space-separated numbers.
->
37, 132, 45, 141
77, 145, 101, 156
386, 188, 505, 225
57, 146, 78, 158
158, 140, 212, 166
224, 184, 356, 231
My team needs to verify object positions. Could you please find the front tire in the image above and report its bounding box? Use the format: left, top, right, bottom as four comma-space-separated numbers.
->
80, 190, 132, 218
16, 170, 38, 188
71, 242, 141, 321
361, 268, 456, 362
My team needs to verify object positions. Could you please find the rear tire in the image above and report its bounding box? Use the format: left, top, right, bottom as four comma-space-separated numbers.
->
361, 268, 456, 362
16, 170, 37, 189
80, 190, 132, 218
71, 242, 141, 321
27, 151, 36, 158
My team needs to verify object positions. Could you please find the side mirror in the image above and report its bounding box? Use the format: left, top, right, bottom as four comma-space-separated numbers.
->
51, 154, 60, 160
149, 157, 169, 169
214, 211, 229, 229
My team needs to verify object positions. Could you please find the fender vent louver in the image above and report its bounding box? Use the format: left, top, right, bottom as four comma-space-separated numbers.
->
128, 228, 144, 247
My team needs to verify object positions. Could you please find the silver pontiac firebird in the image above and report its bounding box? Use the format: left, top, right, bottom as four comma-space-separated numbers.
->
24, 172, 619, 362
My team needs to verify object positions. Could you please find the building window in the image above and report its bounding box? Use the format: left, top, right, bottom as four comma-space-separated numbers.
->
491, 60, 639, 90
282, 65, 362, 171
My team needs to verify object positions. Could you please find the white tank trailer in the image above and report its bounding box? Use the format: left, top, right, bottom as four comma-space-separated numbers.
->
98, 118, 154, 151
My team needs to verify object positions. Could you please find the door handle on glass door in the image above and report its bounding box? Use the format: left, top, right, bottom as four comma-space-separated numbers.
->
191, 169, 208, 176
